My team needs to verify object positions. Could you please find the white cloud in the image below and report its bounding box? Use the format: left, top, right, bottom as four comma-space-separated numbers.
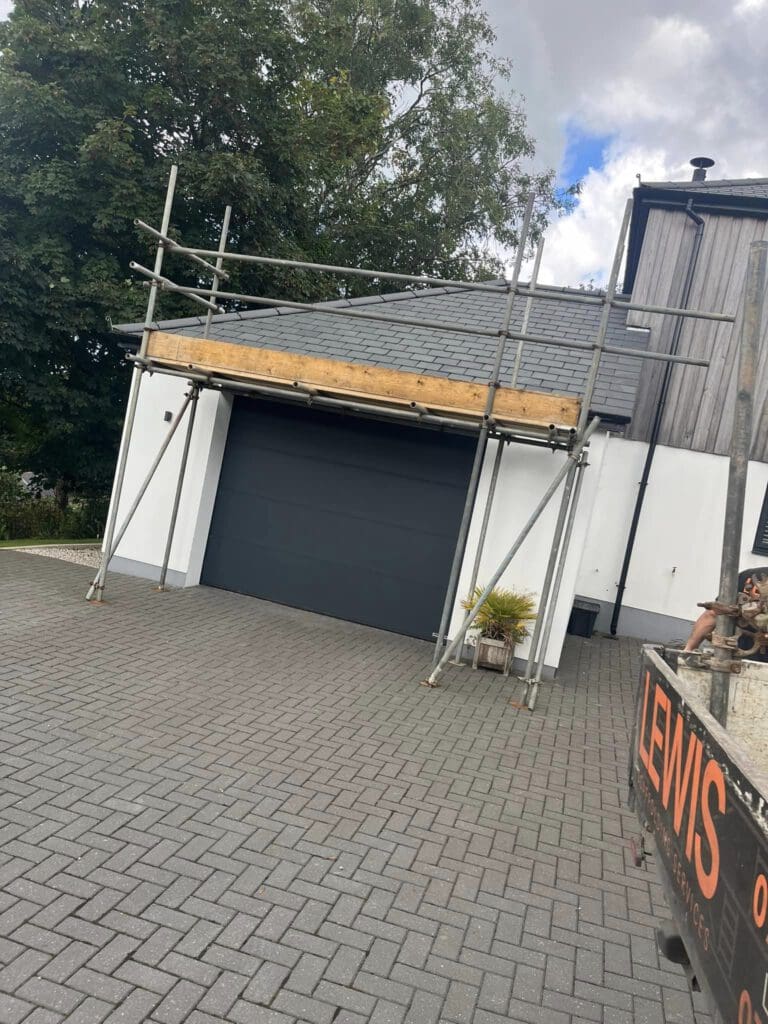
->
484, 0, 768, 284
735, 0, 768, 14
0, 1, 12, 18
530, 147, 674, 288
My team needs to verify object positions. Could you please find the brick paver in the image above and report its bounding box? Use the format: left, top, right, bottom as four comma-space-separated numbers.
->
0, 552, 713, 1022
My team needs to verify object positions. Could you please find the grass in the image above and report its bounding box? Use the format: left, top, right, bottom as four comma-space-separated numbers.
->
0, 537, 101, 548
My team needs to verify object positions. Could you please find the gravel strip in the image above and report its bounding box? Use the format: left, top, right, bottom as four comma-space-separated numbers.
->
9, 544, 101, 568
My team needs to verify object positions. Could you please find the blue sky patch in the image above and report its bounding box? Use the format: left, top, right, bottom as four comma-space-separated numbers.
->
559, 124, 613, 189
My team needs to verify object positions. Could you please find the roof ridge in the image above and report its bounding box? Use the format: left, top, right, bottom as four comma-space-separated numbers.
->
113, 279, 625, 334
642, 177, 768, 187
113, 279, 502, 334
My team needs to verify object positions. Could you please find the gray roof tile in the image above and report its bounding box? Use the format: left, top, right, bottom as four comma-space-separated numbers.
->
115, 283, 646, 420
642, 177, 768, 199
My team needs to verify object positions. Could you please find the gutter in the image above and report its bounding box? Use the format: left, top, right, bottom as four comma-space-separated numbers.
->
609, 200, 705, 635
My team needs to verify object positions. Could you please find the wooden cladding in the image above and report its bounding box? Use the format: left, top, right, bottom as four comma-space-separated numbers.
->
146, 331, 581, 429
627, 207, 768, 458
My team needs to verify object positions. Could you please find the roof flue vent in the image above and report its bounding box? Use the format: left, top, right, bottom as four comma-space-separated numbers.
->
690, 156, 715, 182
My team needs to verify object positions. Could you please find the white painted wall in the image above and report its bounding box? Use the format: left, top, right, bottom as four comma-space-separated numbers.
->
108, 377, 768, 671
108, 374, 607, 672
106, 373, 232, 583
448, 433, 608, 671
575, 436, 768, 629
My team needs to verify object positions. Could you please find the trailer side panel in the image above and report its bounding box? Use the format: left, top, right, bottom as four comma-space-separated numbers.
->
631, 647, 768, 1023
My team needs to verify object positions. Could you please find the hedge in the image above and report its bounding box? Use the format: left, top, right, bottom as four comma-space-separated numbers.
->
0, 471, 107, 541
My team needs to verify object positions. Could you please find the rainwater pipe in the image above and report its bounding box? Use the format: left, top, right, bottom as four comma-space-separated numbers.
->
609, 200, 705, 635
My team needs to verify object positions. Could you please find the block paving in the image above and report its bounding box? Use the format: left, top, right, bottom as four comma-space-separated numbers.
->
0, 552, 713, 1022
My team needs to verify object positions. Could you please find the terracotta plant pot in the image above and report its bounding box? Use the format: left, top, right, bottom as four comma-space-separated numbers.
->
472, 636, 515, 675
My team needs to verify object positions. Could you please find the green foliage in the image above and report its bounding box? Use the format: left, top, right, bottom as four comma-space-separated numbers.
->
0, 0, 573, 499
462, 585, 537, 644
0, 470, 107, 540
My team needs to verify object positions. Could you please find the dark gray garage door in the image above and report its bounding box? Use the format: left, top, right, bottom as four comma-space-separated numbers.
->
201, 397, 478, 640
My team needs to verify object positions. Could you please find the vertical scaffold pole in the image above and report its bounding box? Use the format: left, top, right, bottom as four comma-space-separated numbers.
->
431, 194, 536, 668
459, 238, 546, 624
511, 241, 544, 388
157, 384, 201, 591
87, 165, 178, 602
520, 199, 632, 675
463, 440, 506, 607
710, 240, 766, 726
527, 449, 589, 710
520, 459, 579, 684
576, 198, 633, 434
203, 205, 232, 340
154, 206, 232, 593
421, 417, 600, 688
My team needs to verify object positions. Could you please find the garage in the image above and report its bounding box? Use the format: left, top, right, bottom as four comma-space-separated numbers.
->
201, 396, 478, 640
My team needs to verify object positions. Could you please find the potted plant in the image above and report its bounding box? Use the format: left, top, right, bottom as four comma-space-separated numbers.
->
462, 586, 537, 675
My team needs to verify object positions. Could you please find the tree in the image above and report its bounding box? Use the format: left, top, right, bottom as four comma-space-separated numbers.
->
0, 0, 570, 503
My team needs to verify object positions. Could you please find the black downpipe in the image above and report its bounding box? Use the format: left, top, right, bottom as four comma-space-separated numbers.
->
609, 201, 705, 635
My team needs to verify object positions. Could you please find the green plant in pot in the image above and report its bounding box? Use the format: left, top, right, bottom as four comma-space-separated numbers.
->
462, 585, 537, 674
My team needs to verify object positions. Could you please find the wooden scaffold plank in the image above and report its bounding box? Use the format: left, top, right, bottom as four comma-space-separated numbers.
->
146, 330, 581, 429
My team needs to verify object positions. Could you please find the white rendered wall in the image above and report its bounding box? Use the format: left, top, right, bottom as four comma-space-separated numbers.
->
105, 373, 232, 584
575, 436, 768, 629
449, 434, 608, 672
110, 378, 605, 671
109, 381, 768, 663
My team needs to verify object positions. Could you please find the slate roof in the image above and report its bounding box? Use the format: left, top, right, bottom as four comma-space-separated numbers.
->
640, 177, 768, 199
115, 283, 647, 420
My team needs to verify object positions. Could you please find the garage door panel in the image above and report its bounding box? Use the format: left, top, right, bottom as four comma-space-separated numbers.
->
202, 398, 476, 640
205, 492, 456, 584
211, 451, 470, 538
204, 507, 458, 636
204, 538, 453, 636
226, 401, 469, 487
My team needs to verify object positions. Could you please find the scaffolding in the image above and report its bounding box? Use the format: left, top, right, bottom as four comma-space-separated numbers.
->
89, 164, 752, 705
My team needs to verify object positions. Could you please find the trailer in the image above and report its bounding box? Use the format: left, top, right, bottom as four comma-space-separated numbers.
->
630, 645, 768, 1023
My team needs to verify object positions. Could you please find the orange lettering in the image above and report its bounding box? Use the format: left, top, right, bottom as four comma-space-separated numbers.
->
685, 738, 703, 860
638, 671, 652, 771
662, 710, 683, 809
647, 685, 668, 790
662, 714, 699, 837
663, 704, 684, 806
694, 758, 725, 900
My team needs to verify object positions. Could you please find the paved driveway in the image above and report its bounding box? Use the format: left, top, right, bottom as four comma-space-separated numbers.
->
0, 552, 711, 1024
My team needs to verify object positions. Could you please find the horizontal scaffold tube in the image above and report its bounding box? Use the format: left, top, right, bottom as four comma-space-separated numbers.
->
139, 280, 711, 369
135, 220, 738, 324
140, 236, 509, 296
127, 355, 578, 447
135, 220, 231, 282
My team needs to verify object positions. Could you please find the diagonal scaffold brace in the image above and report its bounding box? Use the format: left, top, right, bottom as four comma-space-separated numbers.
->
86, 386, 197, 601
420, 416, 601, 689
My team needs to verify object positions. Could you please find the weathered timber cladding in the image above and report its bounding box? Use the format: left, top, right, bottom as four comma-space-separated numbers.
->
628, 208, 768, 459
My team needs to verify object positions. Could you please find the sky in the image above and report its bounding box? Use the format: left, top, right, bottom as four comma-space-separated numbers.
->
483, 0, 768, 285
